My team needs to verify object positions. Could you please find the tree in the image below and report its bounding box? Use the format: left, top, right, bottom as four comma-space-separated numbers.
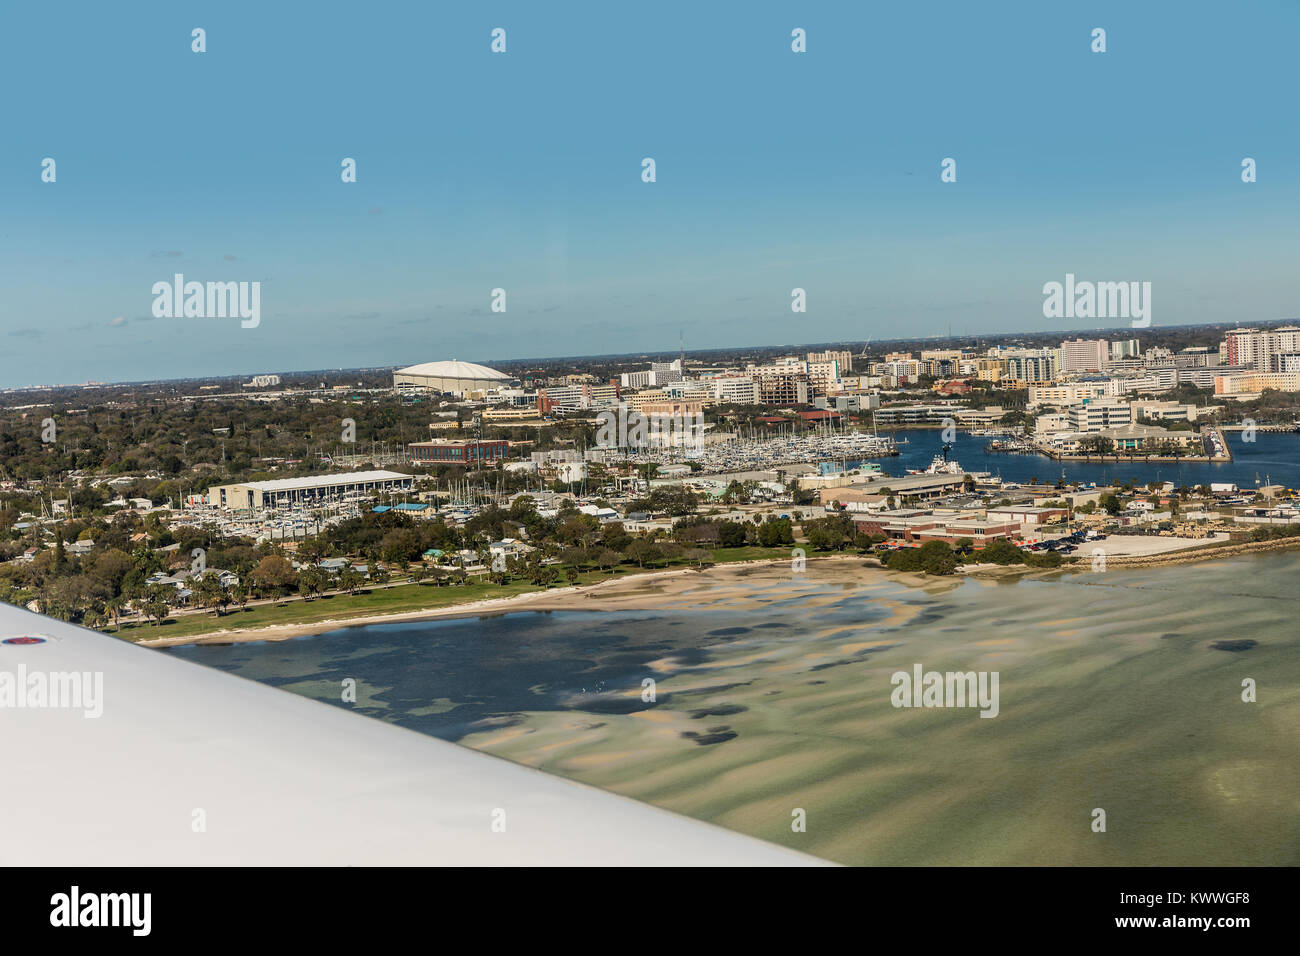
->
380, 528, 420, 566
600, 521, 631, 552
757, 517, 794, 547
250, 554, 298, 598
805, 516, 852, 551
142, 585, 173, 626
298, 566, 328, 601
338, 567, 364, 595
89, 548, 136, 596
717, 520, 748, 548
623, 539, 662, 567
978, 540, 1026, 566
684, 547, 714, 568
885, 540, 957, 575
195, 572, 230, 616
104, 595, 126, 631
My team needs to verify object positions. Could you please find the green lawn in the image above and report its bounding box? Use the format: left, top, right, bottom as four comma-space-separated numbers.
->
113, 545, 799, 642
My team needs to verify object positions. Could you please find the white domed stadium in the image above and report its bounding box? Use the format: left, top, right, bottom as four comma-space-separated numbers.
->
393, 359, 513, 396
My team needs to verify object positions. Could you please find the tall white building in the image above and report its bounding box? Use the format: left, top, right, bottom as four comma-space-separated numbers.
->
712, 376, 761, 404
1004, 351, 1057, 383
1060, 339, 1110, 373
1110, 339, 1140, 360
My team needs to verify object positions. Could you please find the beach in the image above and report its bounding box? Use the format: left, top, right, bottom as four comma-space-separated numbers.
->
138, 556, 875, 648
136, 532, 1287, 649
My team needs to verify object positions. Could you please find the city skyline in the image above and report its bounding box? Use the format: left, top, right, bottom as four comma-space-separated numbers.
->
2, 317, 1291, 392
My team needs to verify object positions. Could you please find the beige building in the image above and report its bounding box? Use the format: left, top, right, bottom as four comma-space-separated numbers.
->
808, 350, 854, 373
209, 470, 413, 511
1214, 371, 1300, 397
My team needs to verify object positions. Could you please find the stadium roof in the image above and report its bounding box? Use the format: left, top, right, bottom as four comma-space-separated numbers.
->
394, 360, 510, 380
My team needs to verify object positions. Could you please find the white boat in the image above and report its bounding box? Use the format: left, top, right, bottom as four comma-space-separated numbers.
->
907, 454, 967, 476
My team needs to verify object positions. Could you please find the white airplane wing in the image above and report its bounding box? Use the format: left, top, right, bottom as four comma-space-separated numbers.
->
0, 604, 824, 866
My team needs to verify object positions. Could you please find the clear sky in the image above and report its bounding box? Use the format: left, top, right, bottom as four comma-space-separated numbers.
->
2, 1, 1298, 387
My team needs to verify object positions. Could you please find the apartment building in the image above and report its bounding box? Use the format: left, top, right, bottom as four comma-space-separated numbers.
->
1029, 382, 1112, 407
1110, 339, 1141, 360
1060, 339, 1110, 373
619, 360, 684, 389
808, 349, 854, 373
1223, 327, 1300, 371
1112, 367, 1178, 394
537, 383, 621, 412
1004, 352, 1058, 383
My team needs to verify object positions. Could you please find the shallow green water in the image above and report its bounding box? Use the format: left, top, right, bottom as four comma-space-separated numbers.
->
166, 553, 1300, 865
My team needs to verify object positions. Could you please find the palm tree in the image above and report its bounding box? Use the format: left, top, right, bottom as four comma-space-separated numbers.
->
104, 596, 125, 631
338, 567, 364, 595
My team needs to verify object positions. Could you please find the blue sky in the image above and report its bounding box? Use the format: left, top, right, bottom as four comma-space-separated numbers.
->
2, 1, 1298, 386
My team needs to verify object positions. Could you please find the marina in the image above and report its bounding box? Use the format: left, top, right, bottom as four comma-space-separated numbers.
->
623, 424, 899, 475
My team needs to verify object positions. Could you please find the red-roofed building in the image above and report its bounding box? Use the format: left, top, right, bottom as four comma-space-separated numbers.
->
797, 409, 844, 423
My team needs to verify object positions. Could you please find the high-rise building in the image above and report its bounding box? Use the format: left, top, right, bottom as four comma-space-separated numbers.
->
808, 350, 854, 373
1222, 327, 1300, 371
1060, 339, 1111, 373
1004, 351, 1057, 383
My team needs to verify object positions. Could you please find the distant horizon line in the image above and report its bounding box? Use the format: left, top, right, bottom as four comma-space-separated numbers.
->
5, 316, 1297, 394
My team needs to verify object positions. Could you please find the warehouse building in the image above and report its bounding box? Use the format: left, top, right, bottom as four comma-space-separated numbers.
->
208, 470, 413, 511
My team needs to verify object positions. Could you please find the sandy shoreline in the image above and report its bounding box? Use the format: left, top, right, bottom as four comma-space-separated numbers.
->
137, 535, 1296, 649
138, 556, 867, 648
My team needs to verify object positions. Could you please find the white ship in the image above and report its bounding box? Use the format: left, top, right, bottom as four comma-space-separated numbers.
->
908, 454, 967, 476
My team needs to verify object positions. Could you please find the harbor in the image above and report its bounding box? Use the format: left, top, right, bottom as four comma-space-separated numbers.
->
623, 424, 900, 475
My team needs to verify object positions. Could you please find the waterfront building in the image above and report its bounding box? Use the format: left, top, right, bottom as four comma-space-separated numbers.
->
1067, 399, 1133, 433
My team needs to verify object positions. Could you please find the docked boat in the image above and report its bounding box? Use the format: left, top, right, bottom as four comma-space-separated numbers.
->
907, 454, 967, 476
